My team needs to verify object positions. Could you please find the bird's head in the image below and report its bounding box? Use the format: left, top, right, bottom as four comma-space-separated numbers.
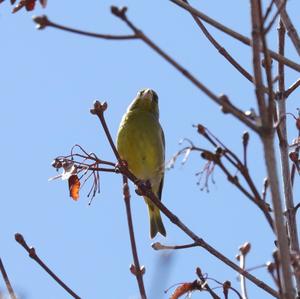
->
128, 88, 159, 117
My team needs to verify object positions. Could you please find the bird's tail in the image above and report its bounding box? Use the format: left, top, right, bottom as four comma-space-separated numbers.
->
148, 203, 166, 239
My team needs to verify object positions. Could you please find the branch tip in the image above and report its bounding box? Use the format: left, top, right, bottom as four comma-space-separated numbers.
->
111, 5, 128, 19
14, 232, 25, 245
32, 15, 49, 30
242, 132, 250, 146
238, 242, 251, 255
90, 100, 107, 115
219, 94, 230, 114
151, 242, 164, 250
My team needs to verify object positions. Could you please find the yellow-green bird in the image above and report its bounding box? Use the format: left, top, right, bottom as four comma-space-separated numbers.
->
117, 88, 166, 238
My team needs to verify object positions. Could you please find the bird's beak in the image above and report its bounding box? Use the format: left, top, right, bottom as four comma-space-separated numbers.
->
143, 88, 153, 99
142, 89, 152, 98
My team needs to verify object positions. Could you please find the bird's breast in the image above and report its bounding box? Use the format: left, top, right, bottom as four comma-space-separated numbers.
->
117, 111, 164, 182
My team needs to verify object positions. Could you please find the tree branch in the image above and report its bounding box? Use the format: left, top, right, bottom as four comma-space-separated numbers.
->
273, 0, 300, 55
284, 78, 300, 98
170, 0, 300, 72
122, 176, 147, 299
0, 258, 17, 299
250, 0, 268, 127
264, 0, 287, 34
32, 15, 138, 40
15, 233, 81, 299
182, 0, 254, 85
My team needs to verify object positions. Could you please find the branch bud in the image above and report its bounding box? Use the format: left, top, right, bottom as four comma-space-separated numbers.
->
32, 15, 49, 30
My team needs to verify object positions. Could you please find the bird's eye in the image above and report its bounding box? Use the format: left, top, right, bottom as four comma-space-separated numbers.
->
138, 90, 145, 97
152, 91, 158, 103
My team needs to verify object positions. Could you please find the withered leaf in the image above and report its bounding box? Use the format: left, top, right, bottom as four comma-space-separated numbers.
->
170, 282, 194, 299
68, 175, 80, 201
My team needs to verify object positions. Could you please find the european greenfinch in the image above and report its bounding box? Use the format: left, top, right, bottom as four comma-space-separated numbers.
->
117, 88, 166, 238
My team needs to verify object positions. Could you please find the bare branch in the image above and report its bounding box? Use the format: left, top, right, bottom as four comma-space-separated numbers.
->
0, 258, 17, 299
284, 78, 300, 98
122, 176, 147, 299
32, 15, 138, 40
273, 0, 300, 55
236, 243, 251, 299
152, 242, 197, 251
15, 233, 81, 299
196, 267, 221, 299
264, 0, 287, 34
263, 0, 276, 23
182, 0, 254, 84
250, 0, 268, 126
170, 0, 300, 72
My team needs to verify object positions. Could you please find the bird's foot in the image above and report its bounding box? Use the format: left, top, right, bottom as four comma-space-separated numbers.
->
135, 179, 151, 196
115, 160, 128, 173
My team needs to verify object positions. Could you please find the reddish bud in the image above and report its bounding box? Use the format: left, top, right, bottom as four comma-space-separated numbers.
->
25, 0, 35, 11
267, 261, 275, 273
239, 242, 251, 255
289, 151, 299, 163
197, 124, 206, 135
296, 118, 300, 131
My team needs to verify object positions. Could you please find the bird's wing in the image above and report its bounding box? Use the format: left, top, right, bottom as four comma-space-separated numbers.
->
157, 125, 165, 201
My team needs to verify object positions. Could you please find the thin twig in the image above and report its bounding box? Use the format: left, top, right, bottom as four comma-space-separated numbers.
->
243, 132, 249, 168
273, 250, 284, 296
110, 7, 259, 133
250, 0, 268, 127
236, 243, 250, 299
90, 101, 279, 298
257, 0, 276, 133
284, 79, 300, 98
15, 233, 81, 299
208, 278, 243, 299
182, 0, 254, 85
32, 15, 138, 40
152, 242, 197, 251
122, 176, 147, 299
263, 0, 276, 23
169, 139, 274, 229
216, 156, 274, 229
170, 0, 300, 72
264, 0, 287, 34
273, 0, 300, 55
196, 267, 221, 299
90, 101, 121, 161
198, 126, 273, 228
0, 258, 17, 299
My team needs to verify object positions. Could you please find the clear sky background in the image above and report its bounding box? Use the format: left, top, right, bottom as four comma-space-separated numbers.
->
1, 1, 300, 298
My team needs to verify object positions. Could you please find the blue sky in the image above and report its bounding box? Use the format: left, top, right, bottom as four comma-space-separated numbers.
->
1, 1, 300, 298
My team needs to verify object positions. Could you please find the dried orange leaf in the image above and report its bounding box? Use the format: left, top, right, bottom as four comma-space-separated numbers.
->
69, 175, 80, 200
170, 282, 194, 299
11, 0, 46, 13
25, 0, 35, 10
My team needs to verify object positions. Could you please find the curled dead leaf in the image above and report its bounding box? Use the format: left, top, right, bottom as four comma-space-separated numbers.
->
170, 281, 197, 299
68, 175, 80, 201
